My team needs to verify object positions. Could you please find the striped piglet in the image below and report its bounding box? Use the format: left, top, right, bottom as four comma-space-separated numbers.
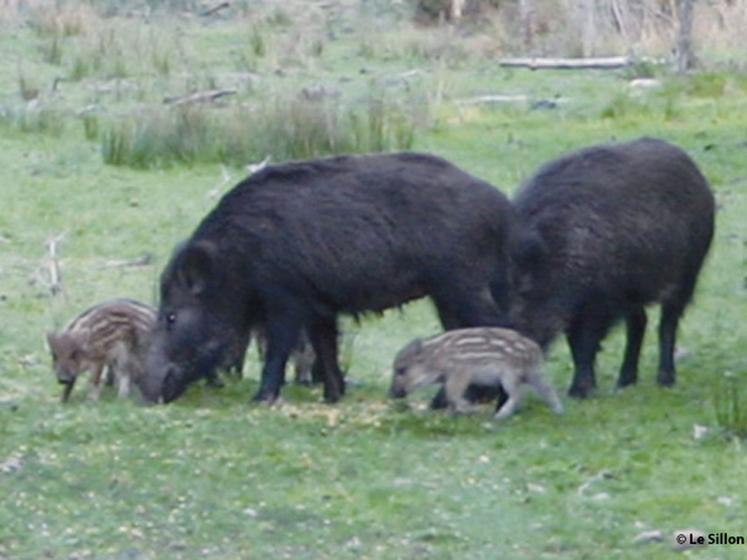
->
390, 327, 564, 419
47, 299, 156, 402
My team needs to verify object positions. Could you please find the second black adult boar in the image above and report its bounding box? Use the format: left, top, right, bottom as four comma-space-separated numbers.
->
511, 137, 714, 398
142, 153, 513, 404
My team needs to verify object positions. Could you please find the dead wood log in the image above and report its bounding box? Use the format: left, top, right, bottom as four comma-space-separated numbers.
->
99, 254, 153, 269
456, 94, 529, 105
163, 88, 237, 106
497, 56, 632, 70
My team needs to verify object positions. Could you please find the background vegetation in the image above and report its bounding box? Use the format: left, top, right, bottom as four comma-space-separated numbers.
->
1, 1, 746, 558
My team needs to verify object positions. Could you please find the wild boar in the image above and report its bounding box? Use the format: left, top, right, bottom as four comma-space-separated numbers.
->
510, 137, 715, 398
141, 152, 513, 404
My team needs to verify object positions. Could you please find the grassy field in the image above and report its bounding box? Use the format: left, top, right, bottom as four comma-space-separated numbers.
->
1, 2, 747, 559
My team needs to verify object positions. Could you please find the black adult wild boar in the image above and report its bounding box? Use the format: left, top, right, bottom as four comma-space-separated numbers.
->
511, 137, 714, 398
142, 153, 513, 404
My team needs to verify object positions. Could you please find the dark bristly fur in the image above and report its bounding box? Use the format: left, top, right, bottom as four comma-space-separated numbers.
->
510, 137, 715, 398
252, 328, 316, 385
390, 327, 563, 419
142, 152, 513, 404
47, 299, 156, 402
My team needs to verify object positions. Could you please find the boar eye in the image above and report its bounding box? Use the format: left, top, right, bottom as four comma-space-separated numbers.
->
395, 366, 406, 376
166, 313, 176, 325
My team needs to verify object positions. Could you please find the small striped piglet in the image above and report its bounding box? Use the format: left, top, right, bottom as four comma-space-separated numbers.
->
47, 299, 156, 402
390, 327, 564, 419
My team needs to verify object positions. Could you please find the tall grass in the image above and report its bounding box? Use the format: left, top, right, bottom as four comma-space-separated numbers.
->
101, 90, 423, 169
28, 4, 99, 38
0, 105, 66, 136
39, 36, 63, 65
713, 373, 747, 439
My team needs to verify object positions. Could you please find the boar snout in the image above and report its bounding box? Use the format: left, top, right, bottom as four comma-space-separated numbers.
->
57, 373, 74, 384
138, 361, 167, 404
60, 378, 76, 402
161, 367, 187, 404
389, 384, 407, 399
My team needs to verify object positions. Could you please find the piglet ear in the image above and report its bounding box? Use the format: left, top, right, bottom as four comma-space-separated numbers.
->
408, 338, 424, 357
177, 240, 216, 296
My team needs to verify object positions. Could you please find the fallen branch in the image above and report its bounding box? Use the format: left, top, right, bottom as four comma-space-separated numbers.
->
456, 94, 528, 105
201, 1, 230, 17
45, 232, 67, 297
99, 254, 153, 270
498, 56, 631, 70
163, 88, 237, 106
397, 69, 425, 80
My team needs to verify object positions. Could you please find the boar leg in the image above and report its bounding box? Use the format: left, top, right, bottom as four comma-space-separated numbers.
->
657, 265, 701, 387
656, 301, 685, 387
617, 306, 647, 388
432, 283, 505, 329
494, 374, 522, 420
225, 329, 251, 379
118, 373, 131, 398
254, 313, 304, 403
88, 363, 105, 401
61, 377, 76, 402
307, 317, 345, 403
292, 335, 315, 386
429, 306, 462, 409
494, 396, 520, 419
566, 311, 612, 399
526, 367, 564, 415
444, 373, 477, 415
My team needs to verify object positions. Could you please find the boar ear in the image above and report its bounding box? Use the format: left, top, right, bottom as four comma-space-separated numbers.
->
178, 240, 216, 295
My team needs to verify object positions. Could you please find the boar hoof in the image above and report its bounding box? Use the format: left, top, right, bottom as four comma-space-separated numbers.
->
323, 388, 342, 404
567, 383, 594, 399
252, 390, 279, 405
616, 375, 638, 390
656, 371, 676, 387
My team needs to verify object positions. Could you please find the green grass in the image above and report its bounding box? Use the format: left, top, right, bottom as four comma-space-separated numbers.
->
1, 3, 747, 559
